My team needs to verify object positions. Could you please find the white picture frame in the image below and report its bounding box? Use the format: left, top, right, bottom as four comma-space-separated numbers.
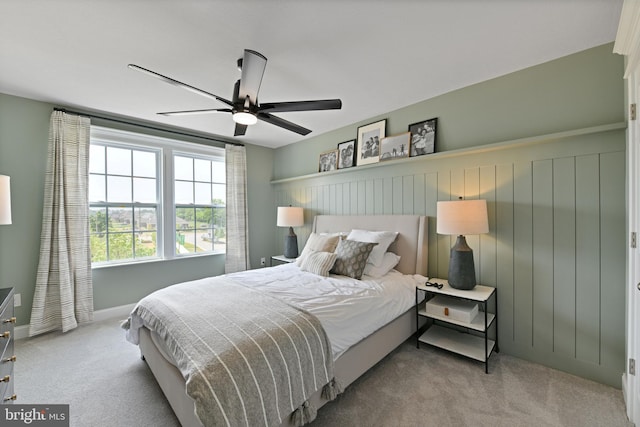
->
356, 119, 386, 166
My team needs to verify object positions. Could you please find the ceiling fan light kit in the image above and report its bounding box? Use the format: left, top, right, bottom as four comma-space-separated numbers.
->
232, 111, 258, 126
129, 49, 342, 137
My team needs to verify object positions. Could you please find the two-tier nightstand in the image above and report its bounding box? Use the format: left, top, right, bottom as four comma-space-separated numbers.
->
416, 279, 498, 373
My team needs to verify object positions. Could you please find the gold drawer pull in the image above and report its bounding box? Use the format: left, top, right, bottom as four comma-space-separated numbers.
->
0, 375, 10, 383
3, 355, 16, 363
2, 317, 16, 324
3, 394, 16, 402
0, 331, 10, 339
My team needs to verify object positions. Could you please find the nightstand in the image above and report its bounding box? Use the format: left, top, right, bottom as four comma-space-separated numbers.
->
416, 279, 498, 373
271, 255, 296, 265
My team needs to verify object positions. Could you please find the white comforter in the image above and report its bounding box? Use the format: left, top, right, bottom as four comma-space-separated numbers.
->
226, 263, 421, 358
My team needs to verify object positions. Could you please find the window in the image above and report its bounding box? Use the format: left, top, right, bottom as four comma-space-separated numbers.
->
174, 154, 226, 254
89, 126, 225, 266
89, 144, 160, 263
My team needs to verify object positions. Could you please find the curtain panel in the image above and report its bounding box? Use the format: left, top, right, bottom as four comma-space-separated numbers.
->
29, 111, 93, 336
225, 144, 250, 273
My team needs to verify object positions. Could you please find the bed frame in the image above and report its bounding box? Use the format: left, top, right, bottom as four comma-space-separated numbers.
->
138, 215, 428, 426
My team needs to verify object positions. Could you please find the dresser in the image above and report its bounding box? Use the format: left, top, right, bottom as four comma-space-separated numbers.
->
0, 288, 15, 403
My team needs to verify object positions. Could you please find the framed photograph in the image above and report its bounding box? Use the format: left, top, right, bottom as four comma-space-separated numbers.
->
408, 117, 437, 157
337, 139, 356, 169
356, 119, 386, 166
379, 132, 411, 161
318, 149, 338, 172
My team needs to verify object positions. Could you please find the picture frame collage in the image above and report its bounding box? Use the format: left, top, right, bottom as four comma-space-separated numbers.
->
318, 117, 437, 172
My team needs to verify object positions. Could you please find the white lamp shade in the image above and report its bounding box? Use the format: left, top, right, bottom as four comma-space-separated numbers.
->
0, 175, 12, 225
277, 206, 304, 227
437, 199, 488, 235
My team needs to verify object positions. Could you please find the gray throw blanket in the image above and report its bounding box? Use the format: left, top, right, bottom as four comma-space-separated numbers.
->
124, 275, 337, 427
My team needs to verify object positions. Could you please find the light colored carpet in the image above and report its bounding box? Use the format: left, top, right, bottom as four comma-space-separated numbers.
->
15, 318, 632, 427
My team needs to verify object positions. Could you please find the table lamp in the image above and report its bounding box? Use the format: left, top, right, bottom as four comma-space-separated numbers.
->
436, 198, 488, 290
277, 206, 303, 258
0, 175, 12, 225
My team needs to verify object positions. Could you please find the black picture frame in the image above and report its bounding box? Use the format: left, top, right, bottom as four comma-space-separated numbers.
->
318, 149, 338, 172
337, 139, 356, 169
356, 119, 386, 166
408, 117, 437, 157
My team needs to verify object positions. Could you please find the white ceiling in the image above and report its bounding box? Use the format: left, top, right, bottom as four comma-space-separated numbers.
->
0, 0, 623, 149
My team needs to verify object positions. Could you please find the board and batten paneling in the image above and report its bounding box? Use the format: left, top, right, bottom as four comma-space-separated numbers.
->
272, 127, 625, 387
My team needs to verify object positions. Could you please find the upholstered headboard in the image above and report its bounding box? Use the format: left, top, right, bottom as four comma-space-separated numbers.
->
312, 215, 428, 276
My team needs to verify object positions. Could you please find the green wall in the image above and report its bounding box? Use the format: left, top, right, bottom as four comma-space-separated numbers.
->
0, 95, 49, 326
271, 43, 626, 387
0, 93, 275, 317
0, 42, 627, 388
274, 43, 623, 180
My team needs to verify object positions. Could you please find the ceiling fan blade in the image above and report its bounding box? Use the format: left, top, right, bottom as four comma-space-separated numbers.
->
234, 123, 248, 136
238, 50, 267, 106
128, 64, 234, 107
257, 112, 311, 136
158, 108, 232, 116
258, 99, 342, 113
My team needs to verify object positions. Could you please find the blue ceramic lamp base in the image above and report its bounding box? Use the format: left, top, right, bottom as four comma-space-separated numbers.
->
448, 235, 477, 290
283, 228, 299, 258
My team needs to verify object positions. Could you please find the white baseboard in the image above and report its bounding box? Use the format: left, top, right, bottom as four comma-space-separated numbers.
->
14, 326, 28, 340
14, 303, 136, 340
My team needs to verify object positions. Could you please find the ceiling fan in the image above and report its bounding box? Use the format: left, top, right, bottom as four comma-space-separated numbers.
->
128, 49, 342, 137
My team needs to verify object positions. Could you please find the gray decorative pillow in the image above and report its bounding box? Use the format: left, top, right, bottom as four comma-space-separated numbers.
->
330, 239, 378, 279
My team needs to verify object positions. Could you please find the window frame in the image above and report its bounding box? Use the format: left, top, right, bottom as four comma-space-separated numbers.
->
90, 126, 226, 267
172, 151, 227, 257
89, 140, 163, 265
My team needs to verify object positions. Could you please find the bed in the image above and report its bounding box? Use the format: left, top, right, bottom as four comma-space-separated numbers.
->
125, 215, 428, 426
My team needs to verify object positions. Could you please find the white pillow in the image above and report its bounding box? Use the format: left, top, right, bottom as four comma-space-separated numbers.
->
295, 233, 341, 266
299, 251, 338, 276
363, 252, 401, 278
346, 229, 398, 267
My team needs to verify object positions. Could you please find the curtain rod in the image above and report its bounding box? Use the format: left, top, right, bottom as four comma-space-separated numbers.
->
53, 107, 244, 147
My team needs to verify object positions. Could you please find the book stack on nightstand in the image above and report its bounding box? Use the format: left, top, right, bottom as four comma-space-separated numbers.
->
415, 279, 498, 373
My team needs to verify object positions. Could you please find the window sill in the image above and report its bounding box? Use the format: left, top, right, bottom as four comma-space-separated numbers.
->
91, 252, 225, 270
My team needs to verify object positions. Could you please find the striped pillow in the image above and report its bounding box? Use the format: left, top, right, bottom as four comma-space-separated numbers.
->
299, 251, 338, 276
295, 233, 341, 266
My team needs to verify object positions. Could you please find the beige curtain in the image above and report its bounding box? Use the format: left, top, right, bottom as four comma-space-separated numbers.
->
225, 144, 250, 273
29, 111, 93, 336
